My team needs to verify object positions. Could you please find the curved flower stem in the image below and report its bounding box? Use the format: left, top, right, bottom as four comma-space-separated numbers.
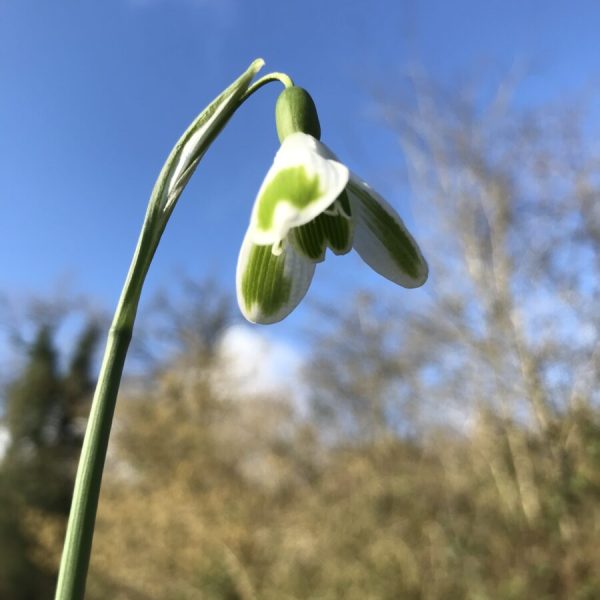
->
54, 59, 291, 600
53, 227, 151, 600
243, 71, 294, 98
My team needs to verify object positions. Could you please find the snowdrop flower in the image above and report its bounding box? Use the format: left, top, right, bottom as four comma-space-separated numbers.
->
237, 86, 428, 324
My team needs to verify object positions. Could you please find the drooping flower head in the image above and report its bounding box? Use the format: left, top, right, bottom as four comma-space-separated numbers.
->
237, 85, 428, 324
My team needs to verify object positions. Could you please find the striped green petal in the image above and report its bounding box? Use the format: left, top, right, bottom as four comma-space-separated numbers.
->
236, 231, 316, 324
289, 191, 354, 261
249, 132, 349, 247
347, 177, 428, 288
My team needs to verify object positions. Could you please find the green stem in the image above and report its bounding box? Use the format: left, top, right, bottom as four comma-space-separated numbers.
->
243, 72, 294, 98
54, 59, 290, 600
54, 207, 158, 599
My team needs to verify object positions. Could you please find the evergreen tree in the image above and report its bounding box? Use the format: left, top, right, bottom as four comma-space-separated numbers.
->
0, 319, 100, 599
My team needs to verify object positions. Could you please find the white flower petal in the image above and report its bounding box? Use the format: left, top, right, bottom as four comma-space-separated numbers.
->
348, 177, 428, 288
236, 230, 316, 324
248, 132, 349, 246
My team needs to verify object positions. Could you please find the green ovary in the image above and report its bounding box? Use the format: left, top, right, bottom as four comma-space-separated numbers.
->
256, 167, 322, 231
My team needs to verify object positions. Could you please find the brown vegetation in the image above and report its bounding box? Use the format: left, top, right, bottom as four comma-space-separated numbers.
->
2, 80, 600, 599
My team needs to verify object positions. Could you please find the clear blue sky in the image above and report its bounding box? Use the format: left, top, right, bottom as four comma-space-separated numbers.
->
1, 0, 600, 335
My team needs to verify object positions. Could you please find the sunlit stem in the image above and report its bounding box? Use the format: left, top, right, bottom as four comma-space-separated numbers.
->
54, 59, 292, 600
53, 209, 155, 600
244, 72, 294, 98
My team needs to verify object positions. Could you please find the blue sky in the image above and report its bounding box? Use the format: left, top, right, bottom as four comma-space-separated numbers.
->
1, 0, 600, 341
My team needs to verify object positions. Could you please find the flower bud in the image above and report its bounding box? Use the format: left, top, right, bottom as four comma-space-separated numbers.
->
275, 86, 321, 142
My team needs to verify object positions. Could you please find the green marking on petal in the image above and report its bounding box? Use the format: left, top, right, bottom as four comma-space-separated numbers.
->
241, 243, 292, 317
256, 166, 322, 231
248, 134, 350, 248
323, 191, 353, 255
290, 191, 354, 260
349, 180, 428, 287
236, 232, 317, 324
323, 212, 353, 255
290, 219, 327, 261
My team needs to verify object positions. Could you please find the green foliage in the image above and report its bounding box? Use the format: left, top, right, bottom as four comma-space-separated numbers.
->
0, 483, 51, 600
0, 318, 100, 599
6, 326, 59, 451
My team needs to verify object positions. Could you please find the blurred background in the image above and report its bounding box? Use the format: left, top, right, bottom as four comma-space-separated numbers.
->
2, 1, 600, 598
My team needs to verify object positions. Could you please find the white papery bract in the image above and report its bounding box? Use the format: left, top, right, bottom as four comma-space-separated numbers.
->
162, 58, 265, 213
237, 132, 428, 324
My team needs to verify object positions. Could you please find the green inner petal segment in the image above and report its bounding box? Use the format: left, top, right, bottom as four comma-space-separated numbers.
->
240, 242, 292, 318
325, 190, 353, 254
353, 185, 422, 279
321, 210, 353, 255
290, 219, 327, 261
256, 166, 322, 232
291, 192, 354, 261
338, 189, 352, 218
